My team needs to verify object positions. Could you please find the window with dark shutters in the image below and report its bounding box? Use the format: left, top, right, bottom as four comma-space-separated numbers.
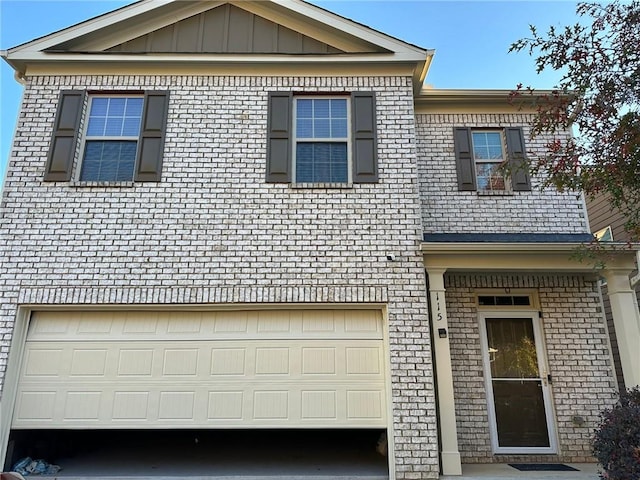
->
266, 91, 378, 184
44, 90, 169, 183
453, 126, 531, 192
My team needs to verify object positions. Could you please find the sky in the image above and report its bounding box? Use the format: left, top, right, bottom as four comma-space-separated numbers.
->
0, 0, 581, 178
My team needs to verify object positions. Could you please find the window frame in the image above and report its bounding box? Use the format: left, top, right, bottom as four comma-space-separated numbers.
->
291, 95, 352, 185
470, 130, 510, 192
77, 94, 145, 183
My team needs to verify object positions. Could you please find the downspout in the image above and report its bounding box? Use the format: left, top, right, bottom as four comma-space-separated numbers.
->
631, 251, 640, 287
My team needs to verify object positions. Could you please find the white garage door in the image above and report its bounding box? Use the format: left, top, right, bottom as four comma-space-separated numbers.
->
13, 309, 386, 429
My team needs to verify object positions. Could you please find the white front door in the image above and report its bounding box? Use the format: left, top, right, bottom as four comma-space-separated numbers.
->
479, 311, 557, 454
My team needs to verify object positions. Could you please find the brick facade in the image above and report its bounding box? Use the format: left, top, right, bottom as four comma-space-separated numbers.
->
415, 113, 589, 235
0, 74, 441, 479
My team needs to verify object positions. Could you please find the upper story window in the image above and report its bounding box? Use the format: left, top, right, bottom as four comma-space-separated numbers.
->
80, 96, 143, 182
266, 92, 378, 185
471, 131, 507, 191
294, 97, 349, 183
43, 90, 169, 183
454, 127, 532, 192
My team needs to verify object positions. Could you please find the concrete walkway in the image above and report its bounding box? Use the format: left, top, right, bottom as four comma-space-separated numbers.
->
441, 463, 600, 480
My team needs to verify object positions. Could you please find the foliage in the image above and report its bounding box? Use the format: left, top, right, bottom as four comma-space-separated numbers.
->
510, 1, 640, 244
592, 387, 640, 480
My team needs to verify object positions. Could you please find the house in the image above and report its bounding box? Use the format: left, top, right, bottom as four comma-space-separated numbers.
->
586, 195, 640, 391
1, 1, 639, 478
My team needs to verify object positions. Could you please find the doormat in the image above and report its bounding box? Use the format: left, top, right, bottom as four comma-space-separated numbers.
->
509, 464, 579, 472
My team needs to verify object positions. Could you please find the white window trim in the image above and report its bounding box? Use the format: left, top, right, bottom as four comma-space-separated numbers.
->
475, 289, 540, 311
76, 94, 144, 182
471, 130, 511, 192
291, 95, 352, 185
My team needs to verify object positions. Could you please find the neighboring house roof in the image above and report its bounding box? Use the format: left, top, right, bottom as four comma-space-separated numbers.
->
1, 0, 433, 93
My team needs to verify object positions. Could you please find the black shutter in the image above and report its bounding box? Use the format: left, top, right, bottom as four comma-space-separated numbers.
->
134, 91, 169, 182
505, 127, 531, 191
44, 90, 85, 181
453, 127, 476, 191
351, 92, 378, 183
266, 92, 292, 183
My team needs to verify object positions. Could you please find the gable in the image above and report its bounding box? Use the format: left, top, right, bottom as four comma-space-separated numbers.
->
2, 0, 432, 93
102, 4, 345, 55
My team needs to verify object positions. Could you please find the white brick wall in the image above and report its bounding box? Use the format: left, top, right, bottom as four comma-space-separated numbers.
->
0, 74, 439, 479
445, 273, 617, 463
415, 114, 589, 235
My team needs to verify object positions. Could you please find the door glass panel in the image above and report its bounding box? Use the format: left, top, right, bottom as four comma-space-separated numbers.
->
486, 318, 539, 378
485, 317, 550, 448
492, 380, 550, 447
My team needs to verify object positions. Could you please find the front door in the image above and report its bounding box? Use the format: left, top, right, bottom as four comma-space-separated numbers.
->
479, 312, 556, 454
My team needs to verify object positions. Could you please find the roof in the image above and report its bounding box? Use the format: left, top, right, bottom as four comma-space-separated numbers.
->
1, 0, 433, 94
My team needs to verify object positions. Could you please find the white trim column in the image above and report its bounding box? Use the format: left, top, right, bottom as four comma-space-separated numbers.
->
602, 268, 640, 388
427, 268, 462, 475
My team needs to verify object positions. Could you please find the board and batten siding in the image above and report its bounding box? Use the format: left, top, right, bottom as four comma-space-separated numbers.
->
100, 4, 345, 55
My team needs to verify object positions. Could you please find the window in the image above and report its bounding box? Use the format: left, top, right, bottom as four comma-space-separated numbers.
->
266, 92, 378, 184
594, 225, 613, 242
472, 131, 507, 191
478, 295, 531, 306
80, 96, 143, 182
294, 97, 349, 183
453, 127, 531, 192
44, 90, 169, 183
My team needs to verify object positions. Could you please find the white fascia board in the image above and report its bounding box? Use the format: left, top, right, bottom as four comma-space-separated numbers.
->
421, 241, 640, 253
421, 242, 640, 272
8, 51, 424, 65
6, 0, 168, 54
251, 0, 428, 56
421, 242, 579, 253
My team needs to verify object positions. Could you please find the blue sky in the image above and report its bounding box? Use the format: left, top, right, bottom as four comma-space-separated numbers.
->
0, 0, 580, 178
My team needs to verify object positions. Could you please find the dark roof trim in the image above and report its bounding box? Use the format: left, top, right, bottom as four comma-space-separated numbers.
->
422, 233, 594, 243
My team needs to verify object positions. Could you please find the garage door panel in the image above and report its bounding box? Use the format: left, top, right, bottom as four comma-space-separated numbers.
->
210, 348, 246, 375
14, 310, 387, 429
112, 391, 150, 420
302, 347, 336, 375
26, 310, 383, 342
15, 391, 57, 421
347, 390, 384, 420
208, 391, 244, 420
19, 342, 384, 383
23, 349, 64, 377
118, 349, 154, 376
